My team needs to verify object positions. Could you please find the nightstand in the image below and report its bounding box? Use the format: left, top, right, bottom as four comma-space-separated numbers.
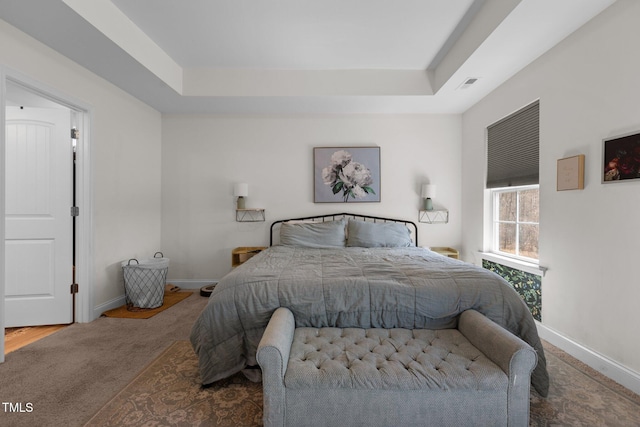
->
232, 246, 267, 267
429, 247, 459, 259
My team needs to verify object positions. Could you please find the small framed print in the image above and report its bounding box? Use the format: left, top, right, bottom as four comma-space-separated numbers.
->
557, 155, 585, 191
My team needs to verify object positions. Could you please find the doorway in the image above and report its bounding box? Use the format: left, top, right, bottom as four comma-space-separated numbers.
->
1, 74, 93, 361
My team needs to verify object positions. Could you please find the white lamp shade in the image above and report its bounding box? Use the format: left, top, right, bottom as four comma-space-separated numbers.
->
234, 183, 248, 197
421, 184, 436, 198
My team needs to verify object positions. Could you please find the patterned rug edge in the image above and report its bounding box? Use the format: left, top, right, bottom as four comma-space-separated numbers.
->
83, 340, 263, 427
542, 339, 640, 405
82, 342, 185, 426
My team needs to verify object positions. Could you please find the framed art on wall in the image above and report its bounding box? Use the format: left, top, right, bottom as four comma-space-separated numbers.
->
603, 131, 640, 183
314, 147, 381, 203
557, 154, 585, 191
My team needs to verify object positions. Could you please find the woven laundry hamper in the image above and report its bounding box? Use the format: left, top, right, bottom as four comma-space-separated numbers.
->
121, 252, 169, 309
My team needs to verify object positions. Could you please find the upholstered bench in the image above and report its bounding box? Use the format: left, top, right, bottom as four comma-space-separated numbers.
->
257, 307, 537, 427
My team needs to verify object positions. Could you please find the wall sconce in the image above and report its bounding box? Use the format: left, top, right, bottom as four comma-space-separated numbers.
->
234, 183, 248, 209
421, 184, 436, 211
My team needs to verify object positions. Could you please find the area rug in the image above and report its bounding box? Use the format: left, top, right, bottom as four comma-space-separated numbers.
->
101, 287, 193, 319
85, 341, 640, 426
84, 341, 263, 426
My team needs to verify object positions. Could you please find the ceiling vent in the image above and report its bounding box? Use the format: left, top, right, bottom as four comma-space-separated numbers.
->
457, 77, 479, 90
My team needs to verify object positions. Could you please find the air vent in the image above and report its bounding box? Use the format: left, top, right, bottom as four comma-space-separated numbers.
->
457, 77, 479, 90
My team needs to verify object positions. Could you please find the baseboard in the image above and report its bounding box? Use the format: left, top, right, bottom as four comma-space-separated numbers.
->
537, 322, 640, 395
93, 294, 126, 320
167, 279, 219, 290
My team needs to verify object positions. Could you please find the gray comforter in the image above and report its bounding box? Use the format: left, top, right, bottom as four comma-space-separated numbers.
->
190, 246, 549, 396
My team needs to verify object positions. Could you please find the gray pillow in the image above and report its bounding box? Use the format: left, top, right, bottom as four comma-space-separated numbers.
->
279, 219, 346, 248
346, 219, 412, 248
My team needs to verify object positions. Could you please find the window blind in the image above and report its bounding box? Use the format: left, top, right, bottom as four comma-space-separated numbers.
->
486, 100, 539, 188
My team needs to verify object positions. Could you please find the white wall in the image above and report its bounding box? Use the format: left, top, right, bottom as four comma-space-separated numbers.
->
0, 20, 162, 314
462, 0, 640, 376
161, 114, 462, 280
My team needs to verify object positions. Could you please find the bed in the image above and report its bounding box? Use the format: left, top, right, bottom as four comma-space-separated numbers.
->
189, 213, 549, 397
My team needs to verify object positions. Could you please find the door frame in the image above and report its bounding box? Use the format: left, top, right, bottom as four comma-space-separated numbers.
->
0, 68, 94, 362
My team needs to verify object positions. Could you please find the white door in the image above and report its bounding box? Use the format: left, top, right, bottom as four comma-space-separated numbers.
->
5, 106, 73, 327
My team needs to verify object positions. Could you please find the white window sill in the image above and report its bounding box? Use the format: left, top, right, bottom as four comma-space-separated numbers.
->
479, 252, 547, 277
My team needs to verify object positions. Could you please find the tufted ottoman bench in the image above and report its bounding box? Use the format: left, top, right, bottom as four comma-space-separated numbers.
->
257, 307, 537, 427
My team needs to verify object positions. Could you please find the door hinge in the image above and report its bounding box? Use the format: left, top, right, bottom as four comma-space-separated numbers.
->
71, 206, 79, 216
70, 283, 79, 294
71, 128, 79, 139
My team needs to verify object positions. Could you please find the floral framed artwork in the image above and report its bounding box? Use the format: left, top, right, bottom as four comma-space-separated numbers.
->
603, 131, 640, 183
314, 147, 381, 203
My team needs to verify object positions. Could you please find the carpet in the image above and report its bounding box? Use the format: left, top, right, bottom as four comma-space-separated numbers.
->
85, 340, 640, 427
101, 287, 192, 319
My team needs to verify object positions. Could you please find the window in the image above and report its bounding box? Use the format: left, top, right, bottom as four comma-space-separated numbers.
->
486, 100, 539, 263
492, 186, 539, 261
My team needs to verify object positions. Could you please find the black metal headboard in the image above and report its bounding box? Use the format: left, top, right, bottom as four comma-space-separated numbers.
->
270, 212, 418, 246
